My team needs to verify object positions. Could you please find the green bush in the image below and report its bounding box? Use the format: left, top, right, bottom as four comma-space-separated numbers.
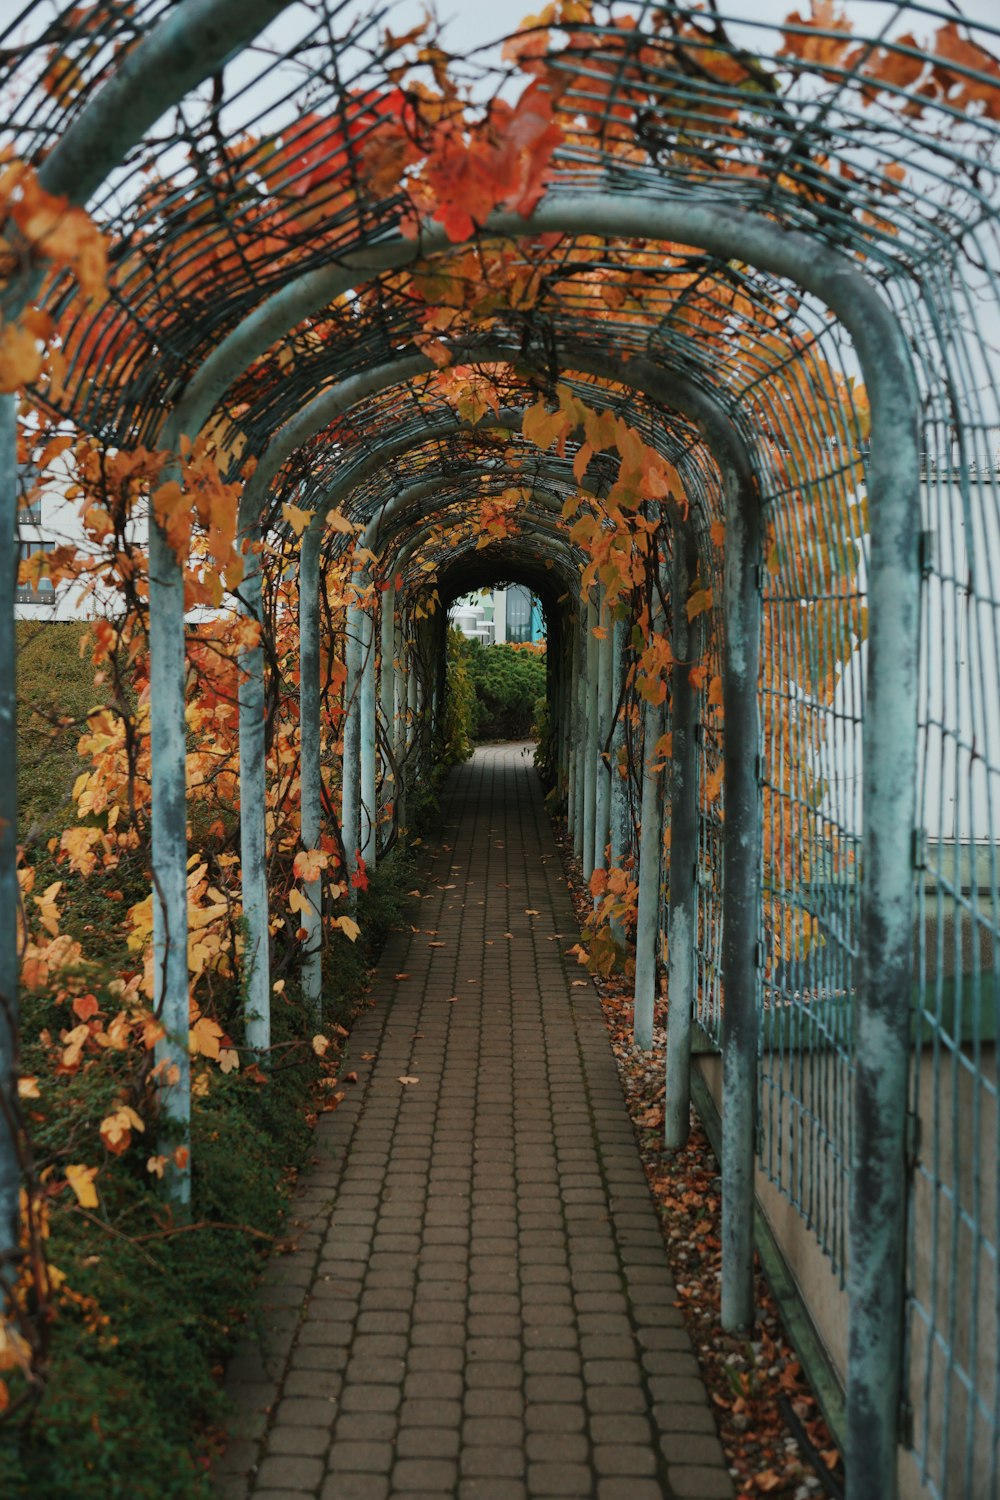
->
439, 627, 475, 766
466, 642, 547, 741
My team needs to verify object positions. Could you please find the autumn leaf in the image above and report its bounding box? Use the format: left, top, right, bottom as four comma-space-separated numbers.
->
312, 1034, 331, 1057
282, 501, 314, 536
189, 1014, 224, 1059
0, 323, 43, 392
326, 507, 356, 533
334, 914, 361, 942
397, 1075, 419, 1085
65, 1164, 99, 1209
293, 847, 328, 882
99, 1105, 145, 1155
686, 587, 713, 622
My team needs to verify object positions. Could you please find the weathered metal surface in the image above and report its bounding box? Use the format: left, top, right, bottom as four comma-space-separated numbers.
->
664, 534, 700, 1146
0, 395, 19, 1270
298, 530, 322, 1020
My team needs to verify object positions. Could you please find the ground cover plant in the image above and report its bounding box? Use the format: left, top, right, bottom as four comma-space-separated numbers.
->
3, 621, 426, 1497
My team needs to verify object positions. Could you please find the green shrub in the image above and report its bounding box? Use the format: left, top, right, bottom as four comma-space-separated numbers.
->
440, 627, 475, 766
466, 642, 547, 740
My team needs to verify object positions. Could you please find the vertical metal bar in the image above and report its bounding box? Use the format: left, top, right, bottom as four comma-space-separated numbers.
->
633, 690, 664, 1053
574, 607, 588, 861
665, 532, 700, 1147
380, 580, 395, 824
609, 615, 629, 944
342, 600, 362, 888
720, 481, 762, 1332
238, 529, 270, 1054
845, 320, 922, 1500
299, 530, 322, 1021
566, 609, 578, 835
583, 597, 599, 883
0, 394, 19, 1267
394, 605, 406, 766
359, 602, 377, 871
594, 609, 613, 880
148, 484, 191, 1208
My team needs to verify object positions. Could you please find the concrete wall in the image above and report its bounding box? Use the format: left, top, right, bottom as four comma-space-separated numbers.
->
695, 1035, 996, 1500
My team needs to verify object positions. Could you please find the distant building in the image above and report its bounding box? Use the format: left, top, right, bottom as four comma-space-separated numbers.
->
450, 586, 544, 645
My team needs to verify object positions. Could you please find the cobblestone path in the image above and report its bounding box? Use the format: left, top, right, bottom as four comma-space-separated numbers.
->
217, 744, 733, 1500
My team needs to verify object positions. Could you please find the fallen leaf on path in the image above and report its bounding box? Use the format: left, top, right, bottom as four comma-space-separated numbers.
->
397, 1075, 419, 1086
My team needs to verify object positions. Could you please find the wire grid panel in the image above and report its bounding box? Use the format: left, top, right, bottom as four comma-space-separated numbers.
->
905, 315, 1000, 1497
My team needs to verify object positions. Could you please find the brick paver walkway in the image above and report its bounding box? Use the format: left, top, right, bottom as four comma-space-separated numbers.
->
216, 744, 733, 1500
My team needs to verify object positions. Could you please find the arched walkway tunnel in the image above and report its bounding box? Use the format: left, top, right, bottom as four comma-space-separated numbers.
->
1, 4, 999, 1497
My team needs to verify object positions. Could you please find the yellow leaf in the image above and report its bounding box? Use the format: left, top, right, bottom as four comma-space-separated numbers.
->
189, 1014, 223, 1059
334, 914, 361, 943
293, 848, 328, 882
325, 508, 356, 534
65, 1164, 99, 1209
218, 1048, 240, 1074
312, 1034, 330, 1057
282, 501, 314, 537
17, 1077, 40, 1100
686, 587, 714, 622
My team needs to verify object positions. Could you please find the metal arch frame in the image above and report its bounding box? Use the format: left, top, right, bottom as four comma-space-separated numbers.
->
229, 334, 761, 1332
155, 202, 919, 1496
296, 463, 587, 1018
0, 25, 919, 1474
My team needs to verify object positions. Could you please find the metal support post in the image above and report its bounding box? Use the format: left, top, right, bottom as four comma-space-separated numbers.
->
609, 614, 629, 944
720, 484, 762, 1333
573, 608, 587, 860
238, 530, 270, 1055
299, 531, 322, 1020
148, 491, 191, 1206
664, 534, 701, 1146
594, 608, 613, 881
342, 601, 362, 893
359, 604, 377, 871
583, 597, 599, 882
0, 394, 20, 1267
380, 581, 396, 824
633, 689, 664, 1053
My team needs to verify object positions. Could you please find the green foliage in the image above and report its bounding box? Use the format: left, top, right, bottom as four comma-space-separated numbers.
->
440, 626, 475, 766
464, 641, 547, 741
4, 627, 429, 1496
2, 985, 320, 1499
16, 620, 98, 842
